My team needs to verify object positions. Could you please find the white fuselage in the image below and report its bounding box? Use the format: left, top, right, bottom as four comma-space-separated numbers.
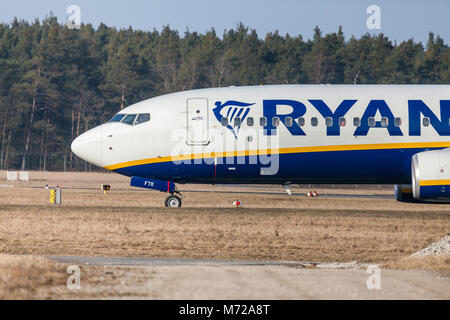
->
71, 84, 450, 185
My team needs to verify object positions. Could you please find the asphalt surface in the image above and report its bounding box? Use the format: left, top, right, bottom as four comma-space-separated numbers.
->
46, 256, 449, 299
183, 189, 393, 199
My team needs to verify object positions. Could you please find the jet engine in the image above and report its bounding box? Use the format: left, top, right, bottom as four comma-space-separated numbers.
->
410, 149, 450, 202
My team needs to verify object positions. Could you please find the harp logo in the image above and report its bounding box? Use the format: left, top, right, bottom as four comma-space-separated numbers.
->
213, 100, 255, 138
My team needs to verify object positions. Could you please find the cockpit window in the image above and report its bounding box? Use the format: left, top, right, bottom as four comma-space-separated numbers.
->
110, 114, 126, 122
109, 113, 150, 125
135, 113, 150, 125
122, 114, 137, 125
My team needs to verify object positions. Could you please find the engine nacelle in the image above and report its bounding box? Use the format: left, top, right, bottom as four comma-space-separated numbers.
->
411, 149, 450, 202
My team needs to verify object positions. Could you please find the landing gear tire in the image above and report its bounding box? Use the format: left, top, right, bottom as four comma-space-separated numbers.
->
165, 194, 182, 208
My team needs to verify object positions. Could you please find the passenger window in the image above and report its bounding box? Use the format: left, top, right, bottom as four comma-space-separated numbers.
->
353, 117, 360, 127
221, 117, 229, 126
272, 117, 280, 127
284, 117, 293, 127
368, 117, 375, 127
135, 113, 150, 125
311, 117, 318, 127
325, 117, 333, 127
122, 114, 137, 125
394, 117, 402, 127
339, 117, 346, 127
298, 117, 305, 127
260, 117, 267, 127
247, 117, 254, 126
234, 117, 241, 126
423, 117, 430, 127
381, 117, 388, 127
110, 114, 126, 122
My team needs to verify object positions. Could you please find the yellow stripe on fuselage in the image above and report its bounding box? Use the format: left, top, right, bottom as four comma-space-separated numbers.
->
419, 179, 450, 186
103, 141, 450, 171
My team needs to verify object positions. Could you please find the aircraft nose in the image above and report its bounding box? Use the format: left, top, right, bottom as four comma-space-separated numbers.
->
71, 126, 102, 167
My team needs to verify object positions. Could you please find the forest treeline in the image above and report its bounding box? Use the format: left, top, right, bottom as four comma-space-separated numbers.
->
0, 16, 448, 171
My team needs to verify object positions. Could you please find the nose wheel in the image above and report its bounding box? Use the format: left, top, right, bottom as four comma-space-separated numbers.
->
165, 193, 182, 207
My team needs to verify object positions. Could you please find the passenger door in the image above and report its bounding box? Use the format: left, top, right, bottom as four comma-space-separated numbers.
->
186, 98, 209, 145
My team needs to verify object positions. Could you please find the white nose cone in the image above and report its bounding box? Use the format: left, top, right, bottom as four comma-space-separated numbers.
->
71, 126, 102, 167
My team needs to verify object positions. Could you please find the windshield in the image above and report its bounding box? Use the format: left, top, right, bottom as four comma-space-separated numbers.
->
122, 114, 137, 125
135, 113, 150, 124
109, 114, 126, 122
108, 113, 150, 125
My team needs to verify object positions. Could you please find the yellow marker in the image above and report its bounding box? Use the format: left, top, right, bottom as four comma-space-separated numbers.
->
50, 189, 55, 204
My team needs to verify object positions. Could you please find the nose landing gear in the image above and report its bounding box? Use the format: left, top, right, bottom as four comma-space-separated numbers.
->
130, 176, 183, 208
165, 193, 182, 207
165, 185, 183, 207
164, 184, 183, 207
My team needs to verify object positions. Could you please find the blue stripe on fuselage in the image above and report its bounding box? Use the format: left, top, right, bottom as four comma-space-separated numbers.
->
113, 147, 441, 184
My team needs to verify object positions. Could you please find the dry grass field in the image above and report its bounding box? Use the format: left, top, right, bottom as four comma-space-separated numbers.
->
0, 171, 449, 263
0, 254, 66, 299
0, 171, 449, 299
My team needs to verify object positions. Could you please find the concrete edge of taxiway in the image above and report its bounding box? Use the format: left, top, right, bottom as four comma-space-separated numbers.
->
46, 255, 374, 269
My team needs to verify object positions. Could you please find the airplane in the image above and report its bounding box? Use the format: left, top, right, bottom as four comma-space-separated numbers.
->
71, 84, 450, 207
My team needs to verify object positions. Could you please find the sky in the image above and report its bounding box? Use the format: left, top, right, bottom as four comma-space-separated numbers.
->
0, 0, 449, 45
